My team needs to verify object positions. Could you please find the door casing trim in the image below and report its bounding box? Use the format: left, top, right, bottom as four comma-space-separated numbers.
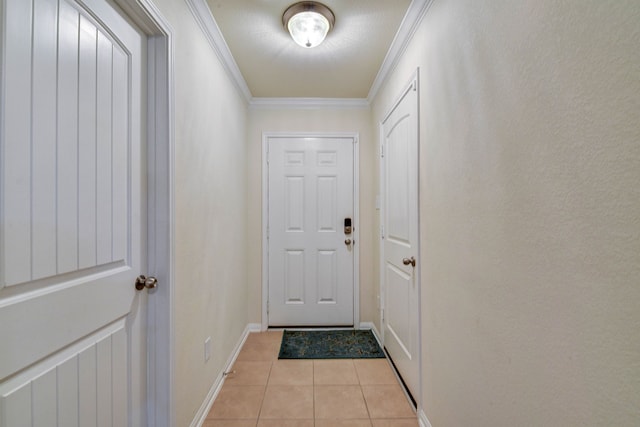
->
262, 132, 360, 330
113, 1, 175, 426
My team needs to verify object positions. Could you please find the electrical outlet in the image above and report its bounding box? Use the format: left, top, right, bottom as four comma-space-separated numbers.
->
204, 337, 211, 362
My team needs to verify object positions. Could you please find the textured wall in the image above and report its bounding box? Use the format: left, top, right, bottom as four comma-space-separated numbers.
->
151, 1, 250, 426
247, 107, 378, 326
372, 0, 640, 425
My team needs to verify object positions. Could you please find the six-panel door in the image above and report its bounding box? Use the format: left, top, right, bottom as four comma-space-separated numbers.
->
268, 136, 355, 326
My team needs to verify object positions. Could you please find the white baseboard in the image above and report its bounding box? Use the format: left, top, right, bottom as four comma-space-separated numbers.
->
247, 323, 262, 332
418, 409, 433, 427
359, 321, 382, 347
190, 323, 262, 427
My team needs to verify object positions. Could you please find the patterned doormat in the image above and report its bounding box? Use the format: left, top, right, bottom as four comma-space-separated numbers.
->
278, 329, 386, 359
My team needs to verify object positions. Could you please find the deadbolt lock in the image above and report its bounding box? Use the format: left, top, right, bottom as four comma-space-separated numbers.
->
344, 217, 352, 235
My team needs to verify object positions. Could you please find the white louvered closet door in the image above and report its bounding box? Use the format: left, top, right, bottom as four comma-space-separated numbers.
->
0, 0, 147, 425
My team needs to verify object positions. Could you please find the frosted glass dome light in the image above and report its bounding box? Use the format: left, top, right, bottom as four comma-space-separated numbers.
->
283, 2, 335, 49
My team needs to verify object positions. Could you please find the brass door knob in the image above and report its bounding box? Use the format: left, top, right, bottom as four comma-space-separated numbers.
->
345, 239, 352, 246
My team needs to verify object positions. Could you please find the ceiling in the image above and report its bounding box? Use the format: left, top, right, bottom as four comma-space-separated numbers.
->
205, 0, 412, 99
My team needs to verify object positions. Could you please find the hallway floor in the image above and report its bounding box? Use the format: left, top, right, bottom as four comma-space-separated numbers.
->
204, 330, 418, 427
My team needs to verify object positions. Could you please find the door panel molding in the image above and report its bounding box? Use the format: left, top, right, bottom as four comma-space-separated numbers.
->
1, 319, 129, 427
0, 317, 126, 404
1, 1, 146, 425
0, 0, 174, 424
262, 132, 360, 330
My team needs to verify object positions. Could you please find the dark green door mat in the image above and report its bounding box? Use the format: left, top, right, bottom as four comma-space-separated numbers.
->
278, 329, 386, 359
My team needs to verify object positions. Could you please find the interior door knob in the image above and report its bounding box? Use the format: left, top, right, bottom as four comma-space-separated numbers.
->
135, 275, 158, 291
402, 257, 416, 267
345, 239, 352, 246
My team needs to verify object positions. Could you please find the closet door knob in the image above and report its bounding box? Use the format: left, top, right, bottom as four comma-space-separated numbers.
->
402, 257, 416, 267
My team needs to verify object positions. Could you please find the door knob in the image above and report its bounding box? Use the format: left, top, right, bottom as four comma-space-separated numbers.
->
135, 275, 158, 291
345, 239, 352, 246
402, 257, 416, 267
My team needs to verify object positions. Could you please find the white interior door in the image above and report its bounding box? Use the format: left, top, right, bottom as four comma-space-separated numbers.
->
381, 76, 420, 400
268, 136, 355, 326
0, 0, 147, 424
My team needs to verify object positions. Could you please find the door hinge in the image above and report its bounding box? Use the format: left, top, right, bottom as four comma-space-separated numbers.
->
412, 80, 417, 91
380, 144, 385, 158
267, 301, 270, 314
266, 225, 269, 239
380, 225, 385, 240
381, 308, 384, 322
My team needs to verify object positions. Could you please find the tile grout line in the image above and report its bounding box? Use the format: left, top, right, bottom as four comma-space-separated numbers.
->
254, 360, 273, 423
312, 359, 316, 427
254, 352, 277, 424
359, 362, 374, 424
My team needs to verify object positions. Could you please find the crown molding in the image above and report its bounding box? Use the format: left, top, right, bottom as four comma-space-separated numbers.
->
184, 0, 433, 106
185, 0, 252, 102
250, 97, 370, 110
367, 0, 434, 102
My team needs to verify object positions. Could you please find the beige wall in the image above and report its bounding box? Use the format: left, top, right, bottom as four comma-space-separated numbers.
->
125, 0, 640, 425
151, 1, 250, 426
371, 0, 640, 425
247, 107, 379, 325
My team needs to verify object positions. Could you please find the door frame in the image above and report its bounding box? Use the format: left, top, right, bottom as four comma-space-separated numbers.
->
112, 1, 175, 425
262, 132, 360, 330
378, 69, 422, 405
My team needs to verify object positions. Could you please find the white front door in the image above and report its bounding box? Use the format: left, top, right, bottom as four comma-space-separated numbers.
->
267, 136, 355, 326
0, 0, 147, 424
381, 76, 420, 400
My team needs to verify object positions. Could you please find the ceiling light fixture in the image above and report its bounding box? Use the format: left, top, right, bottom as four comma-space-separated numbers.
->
283, 1, 335, 49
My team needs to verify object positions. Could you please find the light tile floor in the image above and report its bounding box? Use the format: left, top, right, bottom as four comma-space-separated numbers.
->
204, 331, 418, 427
